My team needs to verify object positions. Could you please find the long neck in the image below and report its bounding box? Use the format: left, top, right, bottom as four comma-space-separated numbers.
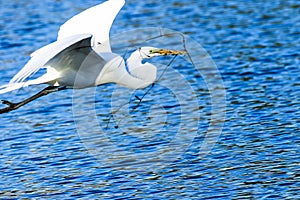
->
123, 50, 157, 88
98, 51, 156, 89
126, 50, 143, 74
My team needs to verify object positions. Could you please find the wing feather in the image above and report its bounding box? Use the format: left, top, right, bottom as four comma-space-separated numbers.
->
57, 0, 125, 52
9, 34, 92, 84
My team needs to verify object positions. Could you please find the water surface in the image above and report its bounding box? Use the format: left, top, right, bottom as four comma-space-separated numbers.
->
0, 0, 299, 199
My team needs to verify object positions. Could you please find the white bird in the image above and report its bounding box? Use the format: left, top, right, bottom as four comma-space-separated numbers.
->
0, 0, 184, 113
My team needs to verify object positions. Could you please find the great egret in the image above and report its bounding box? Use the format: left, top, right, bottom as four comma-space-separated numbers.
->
0, 0, 185, 113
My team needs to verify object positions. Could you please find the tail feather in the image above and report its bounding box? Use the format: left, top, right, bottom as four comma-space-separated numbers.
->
0, 72, 60, 94
0, 82, 29, 94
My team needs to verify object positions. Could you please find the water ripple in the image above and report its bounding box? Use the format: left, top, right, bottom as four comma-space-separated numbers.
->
0, 0, 299, 199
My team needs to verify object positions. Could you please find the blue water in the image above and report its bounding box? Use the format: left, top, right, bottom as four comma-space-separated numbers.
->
1, 0, 300, 199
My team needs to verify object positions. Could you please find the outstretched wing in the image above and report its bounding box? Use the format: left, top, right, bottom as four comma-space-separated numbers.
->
9, 34, 92, 84
57, 0, 125, 52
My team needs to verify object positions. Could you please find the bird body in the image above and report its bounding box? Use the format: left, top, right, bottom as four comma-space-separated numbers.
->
0, 0, 184, 95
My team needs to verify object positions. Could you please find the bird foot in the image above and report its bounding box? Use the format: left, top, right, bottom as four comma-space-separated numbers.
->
0, 100, 19, 114
1, 100, 16, 107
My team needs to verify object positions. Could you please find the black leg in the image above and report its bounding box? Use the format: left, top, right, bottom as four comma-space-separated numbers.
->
0, 86, 66, 114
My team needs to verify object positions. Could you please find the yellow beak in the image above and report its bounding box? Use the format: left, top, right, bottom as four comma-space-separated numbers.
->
150, 49, 186, 55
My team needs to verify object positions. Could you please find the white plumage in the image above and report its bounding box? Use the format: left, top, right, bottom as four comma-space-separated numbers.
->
0, 0, 182, 95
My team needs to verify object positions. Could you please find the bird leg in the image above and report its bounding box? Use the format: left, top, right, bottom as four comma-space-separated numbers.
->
0, 86, 66, 114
